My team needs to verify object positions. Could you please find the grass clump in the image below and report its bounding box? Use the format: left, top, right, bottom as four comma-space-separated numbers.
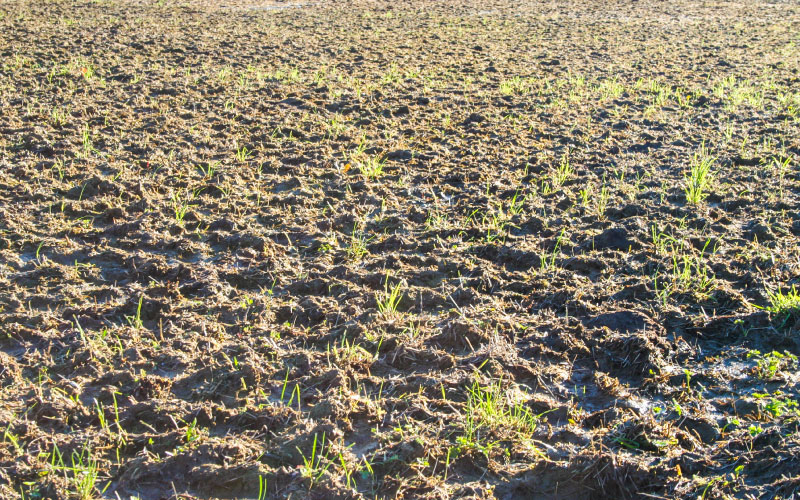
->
684, 145, 715, 204
376, 276, 403, 318
346, 226, 370, 261
359, 154, 386, 180
552, 151, 573, 187
457, 377, 539, 456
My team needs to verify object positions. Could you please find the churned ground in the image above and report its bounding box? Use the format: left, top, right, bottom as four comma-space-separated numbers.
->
1, 0, 799, 498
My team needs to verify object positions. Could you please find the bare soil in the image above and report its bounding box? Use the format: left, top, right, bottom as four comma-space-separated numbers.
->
1, 0, 799, 498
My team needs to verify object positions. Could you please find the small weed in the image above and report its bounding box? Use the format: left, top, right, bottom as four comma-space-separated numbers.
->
257, 475, 267, 500
297, 433, 333, 486
80, 64, 95, 81
506, 190, 526, 216
684, 145, 715, 204
500, 76, 528, 95
184, 418, 201, 442
125, 296, 144, 329
579, 185, 592, 207
596, 183, 610, 217
338, 448, 357, 490
235, 146, 252, 162
759, 285, 800, 326
81, 124, 94, 157
672, 252, 715, 297
772, 157, 791, 198
71, 445, 106, 500
552, 151, 573, 187
402, 321, 420, 339
753, 391, 799, 418
217, 66, 232, 82
381, 63, 401, 85
347, 226, 370, 261
197, 161, 218, 179
654, 240, 716, 303
52, 157, 66, 180
50, 444, 109, 500
50, 106, 68, 127
540, 229, 566, 271
458, 376, 539, 456
425, 210, 448, 230
325, 115, 347, 139
3, 425, 22, 455
376, 276, 403, 318
482, 212, 508, 243
650, 225, 679, 255
359, 155, 386, 180
747, 350, 798, 380
332, 336, 373, 366
171, 191, 192, 223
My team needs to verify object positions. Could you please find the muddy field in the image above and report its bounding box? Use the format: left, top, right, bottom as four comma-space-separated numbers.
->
0, 0, 799, 498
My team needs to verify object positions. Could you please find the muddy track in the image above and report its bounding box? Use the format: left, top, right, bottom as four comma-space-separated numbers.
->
0, 0, 799, 498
